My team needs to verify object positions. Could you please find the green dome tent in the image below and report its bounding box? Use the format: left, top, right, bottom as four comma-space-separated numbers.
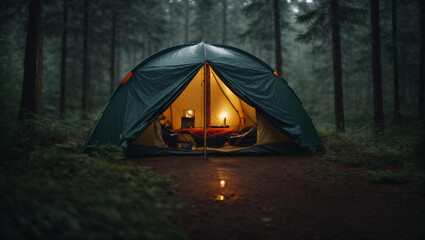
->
81, 42, 325, 156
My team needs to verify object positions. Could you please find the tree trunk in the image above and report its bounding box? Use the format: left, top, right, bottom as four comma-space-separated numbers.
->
36, 35, 43, 112
419, 0, 425, 115
330, 0, 345, 131
59, 0, 67, 118
18, 0, 43, 121
185, 0, 189, 43
222, 0, 227, 44
110, 10, 116, 94
116, 29, 121, 81
81, 0, 89, 111
371, 0, 384, 132
392, 0, 400, 123
273, 0, 282, 76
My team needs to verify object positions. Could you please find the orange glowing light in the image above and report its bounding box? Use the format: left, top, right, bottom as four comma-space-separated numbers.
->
220, 112, 228, 126
220, 180, 225, 188
218, 194, 224, 201
184, 109, 195, 118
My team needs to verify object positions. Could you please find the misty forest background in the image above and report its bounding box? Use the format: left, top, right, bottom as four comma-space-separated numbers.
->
1, 0, 424, 130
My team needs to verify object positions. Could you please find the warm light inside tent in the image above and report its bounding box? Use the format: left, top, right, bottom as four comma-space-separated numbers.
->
220, 112, 228, 126
184, 109, 195, 118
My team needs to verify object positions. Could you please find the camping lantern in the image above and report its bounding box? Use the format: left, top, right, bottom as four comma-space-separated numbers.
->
220, 180, 225, 188
184, 109, 195, 118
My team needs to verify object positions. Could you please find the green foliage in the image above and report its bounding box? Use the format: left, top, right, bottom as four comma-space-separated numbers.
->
368, 170, 425, 186
88, 144, 126, 162
368, 170, 408, 184
0, 113, 88, 165
0, 114, 187, 239
1, 147, 186, 239
319, 124, 421, 169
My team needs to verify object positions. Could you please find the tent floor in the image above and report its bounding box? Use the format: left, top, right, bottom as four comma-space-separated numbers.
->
126, 142, 307, 156
193, 143, 251, 152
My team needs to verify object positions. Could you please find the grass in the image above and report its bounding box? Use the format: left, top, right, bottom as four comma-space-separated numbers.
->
318, 122, 425, 194
318, 124, 424, 169
367, 170, 425, 195
0, 113, 187, 239
367, 170, 412, 184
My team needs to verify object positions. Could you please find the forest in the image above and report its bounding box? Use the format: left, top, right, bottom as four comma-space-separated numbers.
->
1, 0, 424, 239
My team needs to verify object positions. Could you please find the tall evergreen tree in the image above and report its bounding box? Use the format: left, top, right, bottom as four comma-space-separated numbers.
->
273, 0, 282, 76
185, 0, 189, 43
222, 0, 227, 44
59, 0, 67, 118
392, 0, 400, 123
36, 35, 42, 112
194, 0, 218, 42
419, 0, 425, 115
371, 0, 384, 132
296, 0, 362, 131
330, 0, 344, 131
81, 0, 89, 111
242, 0, 289, 67
18, 0, 43, 120
110, 9, 116, 94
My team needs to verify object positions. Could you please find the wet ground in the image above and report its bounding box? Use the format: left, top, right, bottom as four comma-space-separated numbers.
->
134, 155, 425, 240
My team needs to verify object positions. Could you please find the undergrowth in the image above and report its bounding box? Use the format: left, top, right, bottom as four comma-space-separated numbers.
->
318, 123, 425, 192
0, 114, 187, 240
367, 170, 425, 185
319, 124, 424, 169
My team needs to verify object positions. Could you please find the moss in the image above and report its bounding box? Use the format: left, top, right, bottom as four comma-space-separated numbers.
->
0, 114, 187, 239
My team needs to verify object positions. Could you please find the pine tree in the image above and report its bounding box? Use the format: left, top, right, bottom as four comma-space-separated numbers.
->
185, 0, 189, 43
419, 0, 425, 115
81, 0, 89, 111
59, 0, 67, 118
371, 0, 384, 132
222, 0, 227, 44
330, 0, 344, 131
110, 9, 116, 94
18, 0, 43, 120
242, 0, 289, 68
295, 0, 364, 131
273, 0, 282, 76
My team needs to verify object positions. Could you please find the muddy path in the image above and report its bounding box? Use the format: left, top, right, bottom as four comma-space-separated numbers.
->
133, 156, 425, 240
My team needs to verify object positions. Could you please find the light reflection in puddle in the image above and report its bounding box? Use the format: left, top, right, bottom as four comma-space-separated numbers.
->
217, 194, 225, 201
217, 180, 226, 201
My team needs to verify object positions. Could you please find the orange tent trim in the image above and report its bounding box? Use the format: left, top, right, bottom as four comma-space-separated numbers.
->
274, 71, 280, 78
121, 72, 133, 84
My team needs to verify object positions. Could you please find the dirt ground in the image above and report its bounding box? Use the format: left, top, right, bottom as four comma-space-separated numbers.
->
133, 155, 425, 240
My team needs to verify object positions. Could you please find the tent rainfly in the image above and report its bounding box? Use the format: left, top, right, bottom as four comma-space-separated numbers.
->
81, 42, 325, 156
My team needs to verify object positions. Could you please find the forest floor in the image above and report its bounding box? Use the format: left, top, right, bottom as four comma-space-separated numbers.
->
134, 155, 425, 240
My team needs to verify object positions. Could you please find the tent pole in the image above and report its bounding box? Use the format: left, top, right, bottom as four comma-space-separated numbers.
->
203, 63, 207, 158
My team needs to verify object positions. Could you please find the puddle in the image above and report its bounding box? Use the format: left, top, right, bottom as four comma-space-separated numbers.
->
217, 194, 225, 201
216, 179, 226, 201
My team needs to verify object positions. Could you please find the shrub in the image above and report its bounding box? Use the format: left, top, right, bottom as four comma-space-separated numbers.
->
319, 124, 420, 169
368, 171, 410, 184
0, 146, 187, 239
368, 170, 425, 186
0, 114, 187, 239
